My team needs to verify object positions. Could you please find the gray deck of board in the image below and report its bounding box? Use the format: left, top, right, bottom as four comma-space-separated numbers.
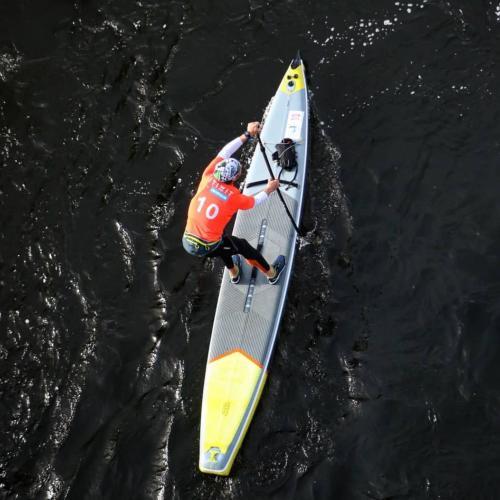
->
207, 193, 298, 365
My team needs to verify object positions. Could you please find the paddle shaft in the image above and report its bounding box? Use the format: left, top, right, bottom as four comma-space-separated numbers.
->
256, 135, 303, 236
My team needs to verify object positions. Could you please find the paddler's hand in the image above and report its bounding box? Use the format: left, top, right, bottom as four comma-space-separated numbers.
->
264, 179, 280, 194
246, 121, 261, 137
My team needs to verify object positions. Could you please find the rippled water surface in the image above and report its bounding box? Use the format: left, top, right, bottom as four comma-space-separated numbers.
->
2, 1, 500, 498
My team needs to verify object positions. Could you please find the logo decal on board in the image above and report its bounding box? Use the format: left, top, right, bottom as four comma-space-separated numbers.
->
285, 110, 304, 141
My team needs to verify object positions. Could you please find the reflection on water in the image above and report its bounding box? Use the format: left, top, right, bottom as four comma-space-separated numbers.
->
1, 0, 500, 498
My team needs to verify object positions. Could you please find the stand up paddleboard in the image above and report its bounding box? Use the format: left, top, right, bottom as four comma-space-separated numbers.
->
199, 53, 309, 475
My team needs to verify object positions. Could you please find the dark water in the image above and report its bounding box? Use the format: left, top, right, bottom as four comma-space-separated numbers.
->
2, 0, 500, 498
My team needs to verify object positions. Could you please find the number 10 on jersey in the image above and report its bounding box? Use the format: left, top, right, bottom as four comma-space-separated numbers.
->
197, 196, 219, 220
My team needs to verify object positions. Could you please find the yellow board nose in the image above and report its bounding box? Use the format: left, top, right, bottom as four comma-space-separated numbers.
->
279, 62, 305, 95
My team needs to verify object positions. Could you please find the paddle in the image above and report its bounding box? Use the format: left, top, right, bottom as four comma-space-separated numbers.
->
256, 134, 305, 237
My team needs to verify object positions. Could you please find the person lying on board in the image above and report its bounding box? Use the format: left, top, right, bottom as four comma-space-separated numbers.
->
182, 121, 286, 285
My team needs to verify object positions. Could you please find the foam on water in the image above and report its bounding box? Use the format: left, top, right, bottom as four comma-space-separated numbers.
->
0, 47, 22, 82
309, 1, 429, 61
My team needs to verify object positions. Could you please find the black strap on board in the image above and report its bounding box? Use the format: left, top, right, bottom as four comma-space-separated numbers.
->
256, 134, 303, 237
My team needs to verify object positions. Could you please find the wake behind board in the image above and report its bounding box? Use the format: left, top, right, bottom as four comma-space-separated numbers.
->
199, 53, 309, 475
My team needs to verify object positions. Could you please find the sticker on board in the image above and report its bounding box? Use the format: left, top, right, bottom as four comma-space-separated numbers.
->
284, 110, 304, 141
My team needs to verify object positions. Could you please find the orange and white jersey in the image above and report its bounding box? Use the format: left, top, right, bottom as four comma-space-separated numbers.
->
185, 155, 255, 242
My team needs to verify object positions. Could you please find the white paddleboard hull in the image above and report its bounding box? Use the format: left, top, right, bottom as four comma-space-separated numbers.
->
199, 54, 309, 475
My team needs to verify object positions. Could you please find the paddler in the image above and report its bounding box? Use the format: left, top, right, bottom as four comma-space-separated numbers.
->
182, 121, 286, 285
